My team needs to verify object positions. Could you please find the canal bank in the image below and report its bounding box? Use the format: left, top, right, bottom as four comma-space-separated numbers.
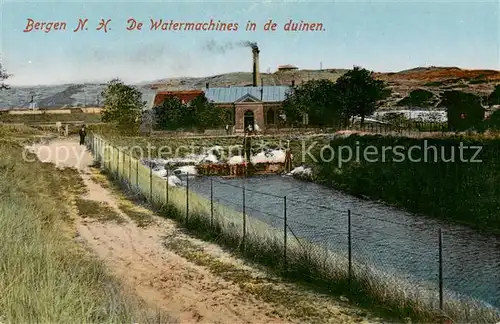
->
87, 131, 500, 322
184, 175, 500, 313
135, 134, 500, 312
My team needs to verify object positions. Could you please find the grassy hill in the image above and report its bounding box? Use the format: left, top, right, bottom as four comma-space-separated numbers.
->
1, 67, 498, 110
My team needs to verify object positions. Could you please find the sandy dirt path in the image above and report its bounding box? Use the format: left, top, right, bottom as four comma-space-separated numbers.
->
28, 138, 383, 324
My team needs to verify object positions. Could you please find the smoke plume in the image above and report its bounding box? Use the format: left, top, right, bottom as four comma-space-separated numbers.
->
240, 41, 258, 51
203, 40, 235, 54
202, 40, 258, 54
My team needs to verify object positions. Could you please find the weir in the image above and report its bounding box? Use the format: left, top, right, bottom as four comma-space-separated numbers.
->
196, 162, 286, 177
195, 150, 293, 177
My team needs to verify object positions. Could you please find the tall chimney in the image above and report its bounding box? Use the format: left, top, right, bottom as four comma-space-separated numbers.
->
252, 46, 260, 87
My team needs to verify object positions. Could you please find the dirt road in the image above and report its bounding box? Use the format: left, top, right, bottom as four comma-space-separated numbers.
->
28, 138, 383, 324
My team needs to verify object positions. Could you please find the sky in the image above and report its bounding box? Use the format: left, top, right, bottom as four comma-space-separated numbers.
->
0, 0, 499, 86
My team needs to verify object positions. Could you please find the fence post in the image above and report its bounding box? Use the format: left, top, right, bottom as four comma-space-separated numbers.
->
108, 145, 111, 174
110, 146, 113, 175
136, 158, 139, 191
210, 177, 214, 229
166, 168, 169, 204
283, 196, 287, 271
186, 173, 189, 225
117, 149, 121, 180
242, 180, 246, 251
438, 228, 444, 312
348, 209, 352, 289
115, 147, 118, 178
149, 164, 153, 203
128, 152, 131, 185
108, 143, 111, 171
121, 148, 124, 180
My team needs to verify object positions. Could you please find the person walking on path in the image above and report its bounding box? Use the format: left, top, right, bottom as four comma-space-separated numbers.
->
79, 125, 87, 145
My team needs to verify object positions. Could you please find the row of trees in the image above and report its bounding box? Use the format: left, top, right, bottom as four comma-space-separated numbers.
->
281, 66, 391, 127
282, 67, 500, 132
99, 78, 230, 134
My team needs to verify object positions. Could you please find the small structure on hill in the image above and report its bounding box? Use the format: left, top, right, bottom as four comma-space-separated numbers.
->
278, 64, 298, 72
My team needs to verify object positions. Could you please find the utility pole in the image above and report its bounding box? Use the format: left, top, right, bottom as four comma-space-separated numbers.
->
29, 91, 36, 111
29, 92, 36, 122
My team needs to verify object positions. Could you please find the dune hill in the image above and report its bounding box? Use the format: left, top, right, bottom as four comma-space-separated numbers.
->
0, 67, 498, 110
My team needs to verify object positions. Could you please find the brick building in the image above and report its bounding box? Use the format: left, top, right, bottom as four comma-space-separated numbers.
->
203, 85, 291, 133
149, 45, 294, 133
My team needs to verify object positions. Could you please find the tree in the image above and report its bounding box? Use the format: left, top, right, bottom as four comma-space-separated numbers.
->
398, 89, 435, 107
139, 109, 156, 136
0, 60, 10, 90
441, 90, 484, 131
487, 85, 500, 106
101, 78, 144, 135
485, 109, 500, 131
154, 94, 230, 131
153, 96, 188, 130
334, 66, 390, 126
191, 94, 230, 131
282, 79, 342, 127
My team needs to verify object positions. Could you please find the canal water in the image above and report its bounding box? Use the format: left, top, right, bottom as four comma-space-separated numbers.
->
186, 174, 500, 310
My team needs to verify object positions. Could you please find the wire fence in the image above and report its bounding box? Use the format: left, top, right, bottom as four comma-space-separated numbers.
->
86, 132, 500, 323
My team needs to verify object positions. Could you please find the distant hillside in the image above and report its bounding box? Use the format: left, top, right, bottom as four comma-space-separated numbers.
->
0, 67, 498, 110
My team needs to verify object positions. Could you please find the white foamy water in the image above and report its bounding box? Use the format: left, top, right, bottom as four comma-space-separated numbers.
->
143, 148, 289, 182
372, 110, 447, 122
286, 166, 313, 180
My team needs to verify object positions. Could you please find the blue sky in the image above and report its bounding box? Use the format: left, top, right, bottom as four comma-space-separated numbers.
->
1, 0, 498, 86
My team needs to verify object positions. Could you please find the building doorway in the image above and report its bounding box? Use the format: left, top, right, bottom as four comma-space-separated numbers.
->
266, 109, 275, 125
244, 110, 255, 131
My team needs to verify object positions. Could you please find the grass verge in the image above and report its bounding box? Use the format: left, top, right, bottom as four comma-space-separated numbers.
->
0, 133, 175, 323
75, 198, 125, 224
163, 235, 371, 322
88, 168, 156, 228
118, 202, 155, 227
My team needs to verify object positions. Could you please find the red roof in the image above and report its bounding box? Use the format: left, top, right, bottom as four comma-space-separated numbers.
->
153, 90, 204, 106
